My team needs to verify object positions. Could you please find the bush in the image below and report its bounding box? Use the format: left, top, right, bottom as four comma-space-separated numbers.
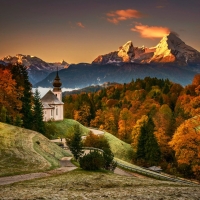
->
79, 150, 104, 170
83, 132, 117, 171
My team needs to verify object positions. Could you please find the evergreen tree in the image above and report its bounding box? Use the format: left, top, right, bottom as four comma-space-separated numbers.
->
14, 114, 23, 127
136, 125, 147, 161
144, 118, 161, 165
136, 117, 161, 166
0, 106, 7, 122
33, 89, 45, 134
66, 125, 83, 161
12, 64, 33, 129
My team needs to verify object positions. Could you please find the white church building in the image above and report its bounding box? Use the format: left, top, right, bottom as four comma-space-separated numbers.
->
41, 70, 64, 121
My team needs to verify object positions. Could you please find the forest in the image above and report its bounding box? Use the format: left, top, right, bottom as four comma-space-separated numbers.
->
63, 75, 200, 180
0, 63, 199, 181
0, 63, 45, 134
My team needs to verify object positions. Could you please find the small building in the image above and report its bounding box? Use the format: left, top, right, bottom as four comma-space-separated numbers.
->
41, 70, 64, 121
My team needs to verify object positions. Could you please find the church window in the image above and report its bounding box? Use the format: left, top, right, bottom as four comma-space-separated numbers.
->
56, 107, 58, 115
51, 109, 53, 116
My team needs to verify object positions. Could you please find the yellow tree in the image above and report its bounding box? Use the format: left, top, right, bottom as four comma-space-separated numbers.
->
131, 115, 148, 151
118, 108, 133, 143
169, 116, 200, 180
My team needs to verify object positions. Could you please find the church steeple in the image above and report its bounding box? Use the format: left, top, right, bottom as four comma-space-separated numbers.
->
53, 67, 62, 88
53, 68, 62, 101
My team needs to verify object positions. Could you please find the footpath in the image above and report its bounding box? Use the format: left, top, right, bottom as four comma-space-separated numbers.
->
0, 157, 77, 186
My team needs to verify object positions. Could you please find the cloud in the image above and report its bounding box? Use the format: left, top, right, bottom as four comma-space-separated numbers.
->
77, 22, 85, 28
131, 24, 170, 38
156, 5, 165, 8
106, 9, 144, 24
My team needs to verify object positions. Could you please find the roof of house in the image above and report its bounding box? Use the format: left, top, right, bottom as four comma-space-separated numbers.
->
41, 90, 64, 105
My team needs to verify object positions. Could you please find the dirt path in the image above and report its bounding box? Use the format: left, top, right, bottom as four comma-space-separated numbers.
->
0, 157, 77, 186
89, 128, 104, 135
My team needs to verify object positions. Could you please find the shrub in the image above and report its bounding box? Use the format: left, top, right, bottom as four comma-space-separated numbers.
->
79, 150, 104, 170
83, 132, 117, 171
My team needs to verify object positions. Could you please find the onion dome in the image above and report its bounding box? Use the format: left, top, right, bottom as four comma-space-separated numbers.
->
53, 70, 62, 88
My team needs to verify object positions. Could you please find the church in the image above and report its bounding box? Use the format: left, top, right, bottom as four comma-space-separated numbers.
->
41, 70, 64, 121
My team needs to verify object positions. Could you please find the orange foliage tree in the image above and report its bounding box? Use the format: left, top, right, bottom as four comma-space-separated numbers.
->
0, 69, 22, 117
169, 116, 200, 180
118, 108, 133, 143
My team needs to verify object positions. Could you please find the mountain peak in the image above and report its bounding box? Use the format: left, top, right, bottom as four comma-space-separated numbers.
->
118, 41, 134, 62
150, 32, 200, 63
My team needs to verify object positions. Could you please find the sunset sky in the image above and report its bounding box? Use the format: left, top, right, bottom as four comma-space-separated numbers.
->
0, 0, 200, 64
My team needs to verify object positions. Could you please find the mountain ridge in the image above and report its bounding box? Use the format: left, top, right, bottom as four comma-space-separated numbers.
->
92, 33, 200, 65
1, 54, 70, 85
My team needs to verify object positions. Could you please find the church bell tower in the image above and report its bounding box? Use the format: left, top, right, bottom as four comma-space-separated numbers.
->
53, 68, 62, 101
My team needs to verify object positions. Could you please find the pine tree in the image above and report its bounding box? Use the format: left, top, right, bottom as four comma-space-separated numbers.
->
0, 106, 7, 123
136, 117, 161, 166
14, 114, 23, 127
66, 125, 83, 161
136, 125, 147, 161
33, 89, 45, 134
144, 118, 161, 165
12, 64, 33, 129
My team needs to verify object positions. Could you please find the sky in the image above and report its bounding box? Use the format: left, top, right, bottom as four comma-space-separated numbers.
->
0, 0, 200, 64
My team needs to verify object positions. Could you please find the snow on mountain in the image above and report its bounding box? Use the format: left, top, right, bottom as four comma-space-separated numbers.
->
150, 33, 200, 64
92, 33, 200, 65
0, 54, 69, 84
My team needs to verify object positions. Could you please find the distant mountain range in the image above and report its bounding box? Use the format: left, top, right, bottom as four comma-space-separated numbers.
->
1, 33, 200, 88
0, 54, 69, 84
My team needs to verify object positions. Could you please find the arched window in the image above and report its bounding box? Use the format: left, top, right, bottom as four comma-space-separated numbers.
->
56, 107, 58, 115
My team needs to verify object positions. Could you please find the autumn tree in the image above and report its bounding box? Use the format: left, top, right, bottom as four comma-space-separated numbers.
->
131, 115, 148, 151
169, 116, 200, 180
118, 108, 133, 143
0, 69, 22, 119
74, 105, 91, 126
192, 74, 200, 86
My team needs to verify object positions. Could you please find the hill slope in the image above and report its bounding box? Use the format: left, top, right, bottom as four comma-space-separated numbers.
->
52, 119, 134, 162
0, 122, 70, 177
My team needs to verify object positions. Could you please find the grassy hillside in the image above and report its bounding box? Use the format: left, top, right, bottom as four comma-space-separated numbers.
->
53, 119, 134, 162
0, 122, 70, 177
51, 119, 90, 137
104, 132, 134, 162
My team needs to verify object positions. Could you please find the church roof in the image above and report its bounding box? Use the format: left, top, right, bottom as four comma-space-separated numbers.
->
53, 69, 62, 88
42, 102, 53, 109
41, 90, 64, 105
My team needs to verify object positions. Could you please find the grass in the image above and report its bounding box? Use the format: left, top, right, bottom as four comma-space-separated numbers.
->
51, 119, 90, 138
0, 122, 70, 177
103, 131, 134, 162
1, 169, 198, 200
53, 119, 134, 162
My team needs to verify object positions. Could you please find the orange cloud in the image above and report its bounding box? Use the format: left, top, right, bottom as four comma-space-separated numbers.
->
77, 22, 85, 28
131, 24, 170, 38
106, 9, 143, 24
156, 5, 165, 8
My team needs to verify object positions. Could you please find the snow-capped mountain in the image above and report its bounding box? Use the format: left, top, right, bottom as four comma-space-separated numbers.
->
92, 33, 200, 65
92, 41, 155, 64
0, 54, 69, 84
150, 33, 200, 64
